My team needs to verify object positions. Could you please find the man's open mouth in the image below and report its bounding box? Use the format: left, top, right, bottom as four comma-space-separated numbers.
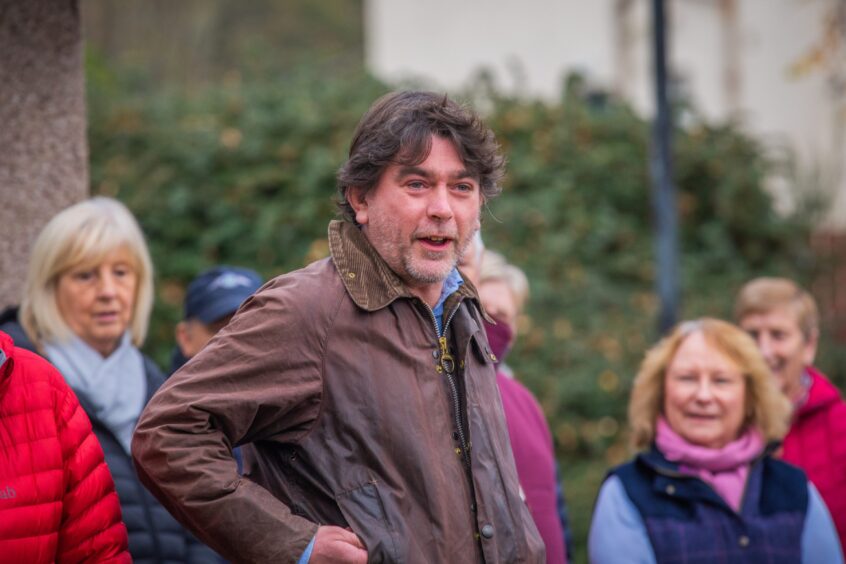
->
420, 235, 451, 248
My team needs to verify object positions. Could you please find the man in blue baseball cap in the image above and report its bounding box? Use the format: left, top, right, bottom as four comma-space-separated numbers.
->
170, 266, 262, 374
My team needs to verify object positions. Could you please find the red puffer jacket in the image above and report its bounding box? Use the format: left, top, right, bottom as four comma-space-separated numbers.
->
781, 366, 846, 555
0, 331, 130, 563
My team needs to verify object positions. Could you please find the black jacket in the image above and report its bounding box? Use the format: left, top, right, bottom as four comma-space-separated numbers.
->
0, 308, 219, 564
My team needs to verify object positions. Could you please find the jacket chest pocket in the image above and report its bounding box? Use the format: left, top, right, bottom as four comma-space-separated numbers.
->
469, 331, 497, 367
463, 332, 500, 410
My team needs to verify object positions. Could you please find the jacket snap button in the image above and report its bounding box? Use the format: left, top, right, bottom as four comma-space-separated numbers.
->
738, 535, 750, 547
347, 272, 356, 279
480, 524, 494, 539
665, 484, 675, 495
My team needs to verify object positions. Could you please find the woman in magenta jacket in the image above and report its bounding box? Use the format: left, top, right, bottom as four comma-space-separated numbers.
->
0, 330, 130, 563
476, 249, 569, 564
735, 277, 846, 552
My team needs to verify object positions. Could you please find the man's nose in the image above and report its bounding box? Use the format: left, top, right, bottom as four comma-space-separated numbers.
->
427, 185, 454, 220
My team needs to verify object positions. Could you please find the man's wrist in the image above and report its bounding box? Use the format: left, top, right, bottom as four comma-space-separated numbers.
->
297, 535, 316, 564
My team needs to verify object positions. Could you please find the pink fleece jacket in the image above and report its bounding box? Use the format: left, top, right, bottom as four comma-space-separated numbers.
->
782, 366, 846, 553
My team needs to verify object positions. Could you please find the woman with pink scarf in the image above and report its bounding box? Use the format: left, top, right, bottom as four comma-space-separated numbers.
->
589, 318, 842, 564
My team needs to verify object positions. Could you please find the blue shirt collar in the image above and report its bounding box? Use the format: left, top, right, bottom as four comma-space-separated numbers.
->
432, 268, 464, 335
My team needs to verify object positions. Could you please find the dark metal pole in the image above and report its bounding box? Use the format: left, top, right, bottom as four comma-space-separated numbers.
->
650, 0, 679, 334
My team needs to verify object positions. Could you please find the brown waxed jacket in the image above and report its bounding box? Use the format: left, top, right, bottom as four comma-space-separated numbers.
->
132, 220, 545, 564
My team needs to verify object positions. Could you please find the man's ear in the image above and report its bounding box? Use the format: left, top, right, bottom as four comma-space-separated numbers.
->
347, 186, 369, 226
175, 321, 191, 357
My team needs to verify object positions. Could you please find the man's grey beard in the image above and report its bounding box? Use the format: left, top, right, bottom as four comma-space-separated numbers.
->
403, 229, 476, 284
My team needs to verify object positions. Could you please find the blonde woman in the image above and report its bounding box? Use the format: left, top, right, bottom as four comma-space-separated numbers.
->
0, 197, 217, 563
588, 318, 842, 564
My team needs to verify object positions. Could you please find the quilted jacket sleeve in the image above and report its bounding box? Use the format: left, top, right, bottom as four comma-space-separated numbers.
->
52, 371, 131, 564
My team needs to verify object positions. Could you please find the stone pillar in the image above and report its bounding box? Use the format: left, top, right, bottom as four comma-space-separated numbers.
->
0, 0, 88, 309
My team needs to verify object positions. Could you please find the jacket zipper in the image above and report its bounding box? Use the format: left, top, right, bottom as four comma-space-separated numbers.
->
93, 419, 165, 559
423, 302, 471, 471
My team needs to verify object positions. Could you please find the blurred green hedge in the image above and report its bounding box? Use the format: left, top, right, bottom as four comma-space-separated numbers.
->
90, 66, 822, 448
473, 79, 823, 463
89, 65, 830, 556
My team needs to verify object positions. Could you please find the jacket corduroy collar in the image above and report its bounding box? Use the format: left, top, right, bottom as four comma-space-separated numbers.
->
327, 220, 480, 313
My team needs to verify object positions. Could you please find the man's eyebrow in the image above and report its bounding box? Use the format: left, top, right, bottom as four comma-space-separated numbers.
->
394, 166, 431, 180
393, 166, 477, 182
451, 169, 475, 181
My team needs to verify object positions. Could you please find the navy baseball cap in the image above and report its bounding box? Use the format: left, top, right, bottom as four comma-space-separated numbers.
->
184, 266, 263, 324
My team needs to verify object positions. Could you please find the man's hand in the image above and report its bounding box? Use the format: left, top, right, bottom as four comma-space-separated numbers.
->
310, 525, 368, 563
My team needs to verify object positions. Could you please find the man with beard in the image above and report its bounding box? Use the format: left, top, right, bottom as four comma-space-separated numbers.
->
735, 277, 846, 555
132, 91, 545, 564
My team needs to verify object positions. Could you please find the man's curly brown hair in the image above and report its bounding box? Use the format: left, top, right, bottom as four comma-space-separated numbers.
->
336, 90, 505, 223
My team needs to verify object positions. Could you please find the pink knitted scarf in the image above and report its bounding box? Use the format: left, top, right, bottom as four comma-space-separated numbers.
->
655, 416, 765, 511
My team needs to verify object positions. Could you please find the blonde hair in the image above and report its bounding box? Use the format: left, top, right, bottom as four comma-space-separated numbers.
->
734, 277, 819, 341
478, 249, 529, 311
629, 318, 791, 450
20, 197, 154, 349
457, 231, 485, 287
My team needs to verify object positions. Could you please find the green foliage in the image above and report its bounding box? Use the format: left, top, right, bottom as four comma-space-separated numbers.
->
476, 85, 817, 461
88, 66, 827, 559
88, 67, 389, 359
83, 0, 364, 87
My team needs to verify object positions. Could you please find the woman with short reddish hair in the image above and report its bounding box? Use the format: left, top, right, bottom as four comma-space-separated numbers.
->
589, 318, 842, 563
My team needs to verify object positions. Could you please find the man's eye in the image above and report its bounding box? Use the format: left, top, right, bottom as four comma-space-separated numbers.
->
407, 181, 425, 189
455, 183, 474, 192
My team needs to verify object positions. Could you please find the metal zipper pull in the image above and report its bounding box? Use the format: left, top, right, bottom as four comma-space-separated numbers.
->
438, 336, 455, 374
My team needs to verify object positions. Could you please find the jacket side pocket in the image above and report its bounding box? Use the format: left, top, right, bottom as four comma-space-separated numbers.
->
335, 481, 402, 564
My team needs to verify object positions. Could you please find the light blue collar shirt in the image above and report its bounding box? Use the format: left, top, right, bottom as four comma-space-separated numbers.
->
432, 268, 464, 336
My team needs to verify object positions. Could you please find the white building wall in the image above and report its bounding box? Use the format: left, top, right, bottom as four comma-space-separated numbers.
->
365, 0, 845, 227
365, 1, 616, 95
